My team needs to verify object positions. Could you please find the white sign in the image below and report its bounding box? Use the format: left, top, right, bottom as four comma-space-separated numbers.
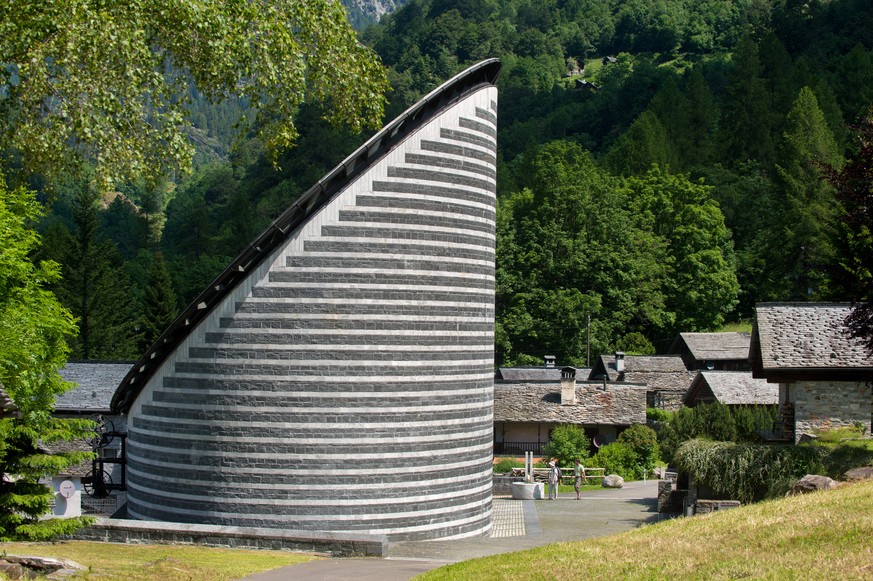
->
59, 480, 76, 499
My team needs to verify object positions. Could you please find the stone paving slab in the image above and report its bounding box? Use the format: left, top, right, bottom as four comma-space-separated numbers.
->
242, 480, 660, 580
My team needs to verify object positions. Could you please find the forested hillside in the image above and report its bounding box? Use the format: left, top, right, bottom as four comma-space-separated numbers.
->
36, 0, 873, 365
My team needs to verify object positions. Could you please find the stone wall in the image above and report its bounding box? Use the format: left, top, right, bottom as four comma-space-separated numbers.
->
123, 73, 498, 541
793, 380, 872, 442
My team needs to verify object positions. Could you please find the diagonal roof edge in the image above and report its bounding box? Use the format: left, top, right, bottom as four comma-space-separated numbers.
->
111, 59, 503, 415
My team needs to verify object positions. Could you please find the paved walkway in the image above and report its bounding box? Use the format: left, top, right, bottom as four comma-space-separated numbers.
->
241, 479, 661, 581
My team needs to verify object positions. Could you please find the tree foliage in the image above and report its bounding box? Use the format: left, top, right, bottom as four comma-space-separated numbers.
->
0, 0, 389, 190
543, 424, 590, 467
0, 171, 93, 541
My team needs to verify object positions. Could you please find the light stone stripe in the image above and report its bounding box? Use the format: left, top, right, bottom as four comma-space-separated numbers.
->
224, 313, 493, 323
165, 372, 494, 383
369, 180, 496, 202
139, 401, 489, 414
175, 356, 490, 364
312, 235, 495, 254
125, 452, 490, 477
127, 493, 491, 522
284, 250, 494, 267
125, 465, 493, 492
126, 439, 492, 461
130, 415, 493, 431
270, 267, 494, 279
206, 328, 492, 337
155, 387, 491, 400
338, 205, 494, 227
258, 282, 493, 295
190, 344, 493, 353
400, 157, 496, 180
242, 297, 491, 308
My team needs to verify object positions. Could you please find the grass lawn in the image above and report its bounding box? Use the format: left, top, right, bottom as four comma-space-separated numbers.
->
0, 541, 319, 580
417, 478, 873, 580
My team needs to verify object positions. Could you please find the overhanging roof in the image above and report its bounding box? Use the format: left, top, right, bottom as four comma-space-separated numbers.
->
112, 59, 502, 414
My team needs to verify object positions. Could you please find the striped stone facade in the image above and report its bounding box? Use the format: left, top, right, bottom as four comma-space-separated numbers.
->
122, 72, 498, 541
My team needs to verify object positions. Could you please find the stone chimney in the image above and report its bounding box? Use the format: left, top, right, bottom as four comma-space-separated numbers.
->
561, 367, 576, 405
544, 355, 556, 368
614, 351, 625, 373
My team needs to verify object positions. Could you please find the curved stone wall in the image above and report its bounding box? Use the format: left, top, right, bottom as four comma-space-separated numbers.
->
123, 79, 497, 540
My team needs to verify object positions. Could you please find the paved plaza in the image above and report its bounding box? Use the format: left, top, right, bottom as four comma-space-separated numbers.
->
242, 479, 661, 581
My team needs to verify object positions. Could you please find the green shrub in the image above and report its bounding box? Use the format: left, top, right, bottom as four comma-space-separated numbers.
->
673, 438, 873, 503
659, 403, 776, 463
492, 457, 523, 473
590, 442, 639, 481
646, 407, 672, 422
618, 424, 660, 474
543, 424, 591, 467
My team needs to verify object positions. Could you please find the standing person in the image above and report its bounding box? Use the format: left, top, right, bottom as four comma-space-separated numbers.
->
574, 458, 583, 500
547, 461, 562, 500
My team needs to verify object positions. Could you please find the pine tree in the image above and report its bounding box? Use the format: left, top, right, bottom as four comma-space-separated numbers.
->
772, 87, 844, 299
0, 172, 93, 541
57, 188, 138, 359
137, 252, 178, 352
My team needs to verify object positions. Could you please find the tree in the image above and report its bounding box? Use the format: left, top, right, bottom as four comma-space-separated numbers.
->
0, 0, 389, 190
771, 87, 843, 299
51, 188, 138, 359
828, 109, 873, 351
0, 171, 93, 541
137, 252, 178, 352
543, 424, 591, 467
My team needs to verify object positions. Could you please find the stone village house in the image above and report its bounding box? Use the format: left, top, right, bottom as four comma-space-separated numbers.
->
750, 303, 873, 443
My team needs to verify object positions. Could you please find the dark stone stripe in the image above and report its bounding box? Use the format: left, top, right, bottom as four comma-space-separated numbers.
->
302, 240, 494, 262
319, 225, 494, 248
338, 209, 493, 234
387, 167, 495, 194
249, 287, 491, 303
404, 153, 496, 179
172, 361, 494, 377
355, 195, 495, 221
440, 128, 494, 150
371, 179, 494, 208
476, 107, 497, 125
419, 140, 496, 165
459, 117, 497, 138
285, 255, 494, 276
234, 302, 494, 318
162, 375, 492, 392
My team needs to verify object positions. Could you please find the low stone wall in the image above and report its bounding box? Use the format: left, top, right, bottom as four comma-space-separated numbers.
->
694, 500, 740, 515
72, 517, 387, 557
493, 474, 524, 495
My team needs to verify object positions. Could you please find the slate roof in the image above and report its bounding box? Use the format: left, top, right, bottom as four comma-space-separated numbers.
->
494, 382, 646, 426
684, 371, 777, 406
588, 354, 695, 392
56, 362, 134, 413
496, 367, 589, 382
669, 332, 751, 363
750, 303, 873, 381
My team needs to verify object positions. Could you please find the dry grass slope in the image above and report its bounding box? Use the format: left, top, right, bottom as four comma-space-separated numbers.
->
418, 479, 873, 580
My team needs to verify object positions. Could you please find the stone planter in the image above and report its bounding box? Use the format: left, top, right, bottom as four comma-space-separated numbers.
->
511, 482, 544, 500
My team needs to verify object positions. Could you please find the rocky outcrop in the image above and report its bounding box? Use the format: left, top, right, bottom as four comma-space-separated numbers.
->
787, 474, 838, 495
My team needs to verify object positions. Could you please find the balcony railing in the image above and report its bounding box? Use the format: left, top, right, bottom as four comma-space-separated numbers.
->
494, 441, 546, 455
